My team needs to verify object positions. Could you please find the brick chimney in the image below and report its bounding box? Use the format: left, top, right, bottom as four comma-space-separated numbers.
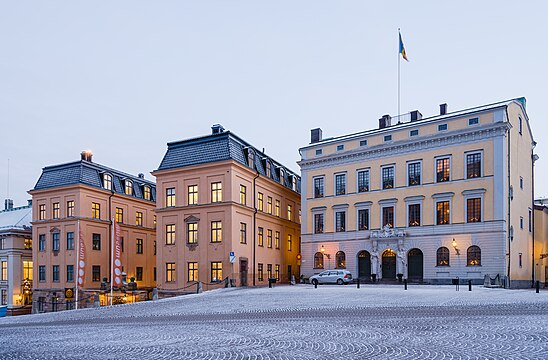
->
310, 128, 323, 144
410, 110, 423, 122
379, 115, 392, 129
81, 150, 93, 162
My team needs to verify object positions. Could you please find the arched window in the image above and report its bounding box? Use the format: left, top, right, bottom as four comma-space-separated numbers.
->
467, 245, 481, 266
314, 252, 324, 269
436, 247, 449, 267
125, 180, 133, 196
335, 251, 346, 269
103, 174, 112, 190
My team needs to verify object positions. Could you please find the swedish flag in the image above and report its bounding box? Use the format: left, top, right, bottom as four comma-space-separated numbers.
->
399, 32, 408, 61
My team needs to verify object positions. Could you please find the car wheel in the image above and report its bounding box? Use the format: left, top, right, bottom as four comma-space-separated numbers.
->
312, 279, 318, 286
337, 279, 344, 285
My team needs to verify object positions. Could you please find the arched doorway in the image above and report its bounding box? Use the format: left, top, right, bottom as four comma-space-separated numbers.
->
407, 248, 423, 281
357, 251, 371, 279
382, 249, 396, 280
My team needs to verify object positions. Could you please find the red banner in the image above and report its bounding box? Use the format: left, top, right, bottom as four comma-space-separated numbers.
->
113, 221, 123, 287
77, 224, 85, 287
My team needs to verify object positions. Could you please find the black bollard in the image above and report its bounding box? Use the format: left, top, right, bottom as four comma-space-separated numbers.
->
357, 279, 360, 289
314, 281, 317, 289
468, 280, 472, 292
404, 278, 407, 290
269, 279, 272, 289
536, 281, 540, 293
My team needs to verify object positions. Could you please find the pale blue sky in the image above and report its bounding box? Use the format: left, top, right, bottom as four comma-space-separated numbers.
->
1, 1, 546, 206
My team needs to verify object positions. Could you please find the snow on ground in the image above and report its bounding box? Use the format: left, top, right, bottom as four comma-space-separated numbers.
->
1, 284, 547, 359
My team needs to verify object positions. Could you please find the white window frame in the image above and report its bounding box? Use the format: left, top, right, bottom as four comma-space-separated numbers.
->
406, 160, 422, 187
464, 150, 483, 179
468, 117, 480, 126
434, 155, 452, 183
462, 189, 485, 224
438, 123, 448, 132
355, 201, 372, 232
332, 204, 348, 233
311, 207, 326, 234
334, 172, 347, 196
409, 129, 419, 137
356, 168, 370, 193
313, 176, 325, 198
404, 195, 424, 227
380, 164, 396, 190
378, 198, 397, 228
432, 192, 454, 225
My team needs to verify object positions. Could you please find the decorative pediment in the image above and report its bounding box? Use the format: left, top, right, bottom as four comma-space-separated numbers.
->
50, 227, 60, 233
184, 215, 200, 223
370, 225, 405, 239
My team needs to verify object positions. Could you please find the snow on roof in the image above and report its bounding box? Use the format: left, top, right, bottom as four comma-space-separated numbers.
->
0, 205, 32, 231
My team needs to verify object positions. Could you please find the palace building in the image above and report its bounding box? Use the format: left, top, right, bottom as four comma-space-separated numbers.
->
299, 98, 536, 288
29, 151, 156, 312
152, 125, 301, 296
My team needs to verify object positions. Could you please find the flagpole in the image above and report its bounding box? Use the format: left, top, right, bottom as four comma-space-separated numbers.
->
75, 220, 79, 310
110, 218, 114, 306
398, 28, 401, 120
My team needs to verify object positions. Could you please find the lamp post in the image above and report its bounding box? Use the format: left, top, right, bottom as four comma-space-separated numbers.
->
320, 245, 331, 269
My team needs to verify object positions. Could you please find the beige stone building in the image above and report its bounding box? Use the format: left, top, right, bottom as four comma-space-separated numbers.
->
152, 125, 301, 295
533, 199, 548, 287
0, 200, 32, 315
299, 98, 536, 288
29, 152, 156, 312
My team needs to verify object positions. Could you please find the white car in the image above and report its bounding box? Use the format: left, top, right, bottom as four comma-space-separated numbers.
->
310, 270, 353, 285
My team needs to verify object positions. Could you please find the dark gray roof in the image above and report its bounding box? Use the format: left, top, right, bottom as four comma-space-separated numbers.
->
157, 131, 301, 194
34, 160, 156, 202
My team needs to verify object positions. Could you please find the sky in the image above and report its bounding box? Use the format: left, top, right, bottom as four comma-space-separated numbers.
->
1, 1, 547, 207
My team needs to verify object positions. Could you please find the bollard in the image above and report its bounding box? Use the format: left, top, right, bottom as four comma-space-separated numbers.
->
468, 280, 472, 292
357, 279, 360, 289
314, 281, 317, 289
269, 279, 272, 289
536, 281, 540, 294
404, 279, 407, 290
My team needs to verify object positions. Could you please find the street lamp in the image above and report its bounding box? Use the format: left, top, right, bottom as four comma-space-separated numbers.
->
320, 245, 331, 269
452, 238, 460, 255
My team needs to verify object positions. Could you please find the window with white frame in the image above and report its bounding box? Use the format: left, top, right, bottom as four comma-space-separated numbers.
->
466, 152, 482, 179
357, 170, 370, 192
436, 157, 450, 182
382, 166, 395, 189
314, 177, 324, 198
335, 174, 346, 195
407, 162, 421, 186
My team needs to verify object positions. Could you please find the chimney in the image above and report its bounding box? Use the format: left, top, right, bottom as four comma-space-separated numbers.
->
379, 114, 392, 129
211, 124, 225, 135
310, 128, 322, 144
138, 173, 145, 179
439, 103, 447, 115
27, 199, 33, 207
81, 150, 93, 162
4, 199, 13, 211
410, 110, 423, 122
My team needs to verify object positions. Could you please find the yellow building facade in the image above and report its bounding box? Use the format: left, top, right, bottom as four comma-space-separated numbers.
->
299, 98, 535, 288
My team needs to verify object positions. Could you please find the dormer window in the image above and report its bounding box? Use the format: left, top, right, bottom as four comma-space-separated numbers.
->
143, 185, 151, 201
265, 159, 271, 178
245, 148, 255, 169
103, 174, 112, 190
125, 180, 133, 196
292, 176, 297, 191
279, 168, 285, 185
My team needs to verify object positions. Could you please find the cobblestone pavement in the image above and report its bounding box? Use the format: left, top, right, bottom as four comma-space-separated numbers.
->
1, 285, 547, 359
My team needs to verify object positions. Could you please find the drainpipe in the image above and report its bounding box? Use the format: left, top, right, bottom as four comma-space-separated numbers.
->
531, 142, 538, 287
252, 171, 260, 287
506, 111, 511, 288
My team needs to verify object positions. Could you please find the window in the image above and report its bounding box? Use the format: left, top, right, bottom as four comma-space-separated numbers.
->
92, 202, 100, 219
382, 207, 394, 228
408, 204, 421, 226
275, 200, 280, 217
384, 135, 392, 142
66, 265, 74, 282
265, 161, 271, 178
437, 247, 450, 266
211, 182, 222, 202
39, 265, 46, 282
335, 211, 346, 232
316, 149, 322, 156
92, 265, 100, 281
258, 263, 264, 281
287, 234, 292, 251
275, 264, 280, 281
188, 185, 198, 205
275, 231, 280, 249
267, 229, 273, 248
52, 202, 60, 219
314, 252, 324, 269
258, 227, 264, 246
187, 223, 198, 244
335, 174, 346, 195
211, 262, 223, 282
92, 233, 101, 250
125, 180, 133, 195
39, 204, 46, 220
258, 192, 263, 211
136, 211, 143, 226
520, 177, 523, 189
520, 216, 524, 229
121, 237, 124, 252
211, 221, 222, 243
436, 158, 450, 182
166, 263, 175, 282
153, 241, 156, 255
154, 215, 157, 227
103, 174, 112, 190
335, 251, 346, 269
240, 185, 246, 205
358, 209, 369, 230
382, 166, 394, 189
519, 253, 523, 268
287, 205, 292, 221
115, 207, 123, 223
267, 197, 273, 214
136, 267, 143, 281
154, 267, 157, 281
467, 246, 481, 266
1, 261, 6, 281
188, 262, 198, 282
438, 124, 448, 131
166, 224, 175, 245
67, 201, 74, 217
166, 187, 176, 207
519, 116, 522, 135
52, 233, 60, 252
529, 209, 532, 232
22, 261, 32, 280
466, 153, 481, 178
240, 223, 247, 244
410, 129, 419, 137
360, 139, 368, 146
143, 186, 151, 201
468, 117, 479, 126
357, 170, 370, 192
436, 201, 450, 225
39, 234, 46, 251
467, 198, 481, 223
24, 238, 32, 250
337, 144, 344, 151
136, 239, 143, 254
314, 213, 324, 234
314, 177, 324, 198
408, 162, 421, 186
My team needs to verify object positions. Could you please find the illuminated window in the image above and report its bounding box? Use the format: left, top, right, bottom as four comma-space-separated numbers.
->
382, 207, 394, 228
240, 185, 246, 205
165, 224, 175, 245
52, 202, 60, 219
143, 186, 151, 201
136, 211, 143, 226
24, 238, 32, 250
188, 262, 198, 282
23, 261, 32, 280
335, 211, 346, 232
314, 177, 324, 198
267, 229, 273, 248
211, 262, 223, 282
92, 202, 100, 219
258, 192, 264, 211
314, 213, 324, 234
408, 204, 421, 227
116, 208, 123, 223
275, 264, 280, 281
267, 264, 272, 279
287, 234, 292, 251
166, 263, 175, 282
467, 198, 481, 223
187, 223, 198, 244
436, 201, 450, 225
211, 221, 222, 243
437, 247, 449, 267
382, 166, 394, 189
39, 204, 46, 220
166, 187, 176, 207
314, 253, 323, 269
467, 246, 481, 266
358, 209, 369, 230
436, 158, 450, 182
275, 200, 280, 217
103, 174, 112, 190
92, 266, 101, 282
125, 180, 133, 195
287, 205, 292, 221
275, 231, 280, 249
258, 227, 264, 246
211, 182, 222, 203
466, 153, 482, 179
267, 197, 273, 214
67, 201, 74, 217
188, 185, 198, 205
240, 223, 247, 244
258, 263, 264, 281
154, 215, 156, 227
335, 174, 346, 195
408, 162, 421, 186
357, 170, 369, 192
1, 261, 7, 281
336, 251, 346, 269
92, 233, 101, 250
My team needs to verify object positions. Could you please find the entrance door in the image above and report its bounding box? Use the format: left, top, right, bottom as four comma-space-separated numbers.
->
407, 248, 423, 281
382, 249, 397, 280
357, 251, 371, 279
240, 259, 248, 287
